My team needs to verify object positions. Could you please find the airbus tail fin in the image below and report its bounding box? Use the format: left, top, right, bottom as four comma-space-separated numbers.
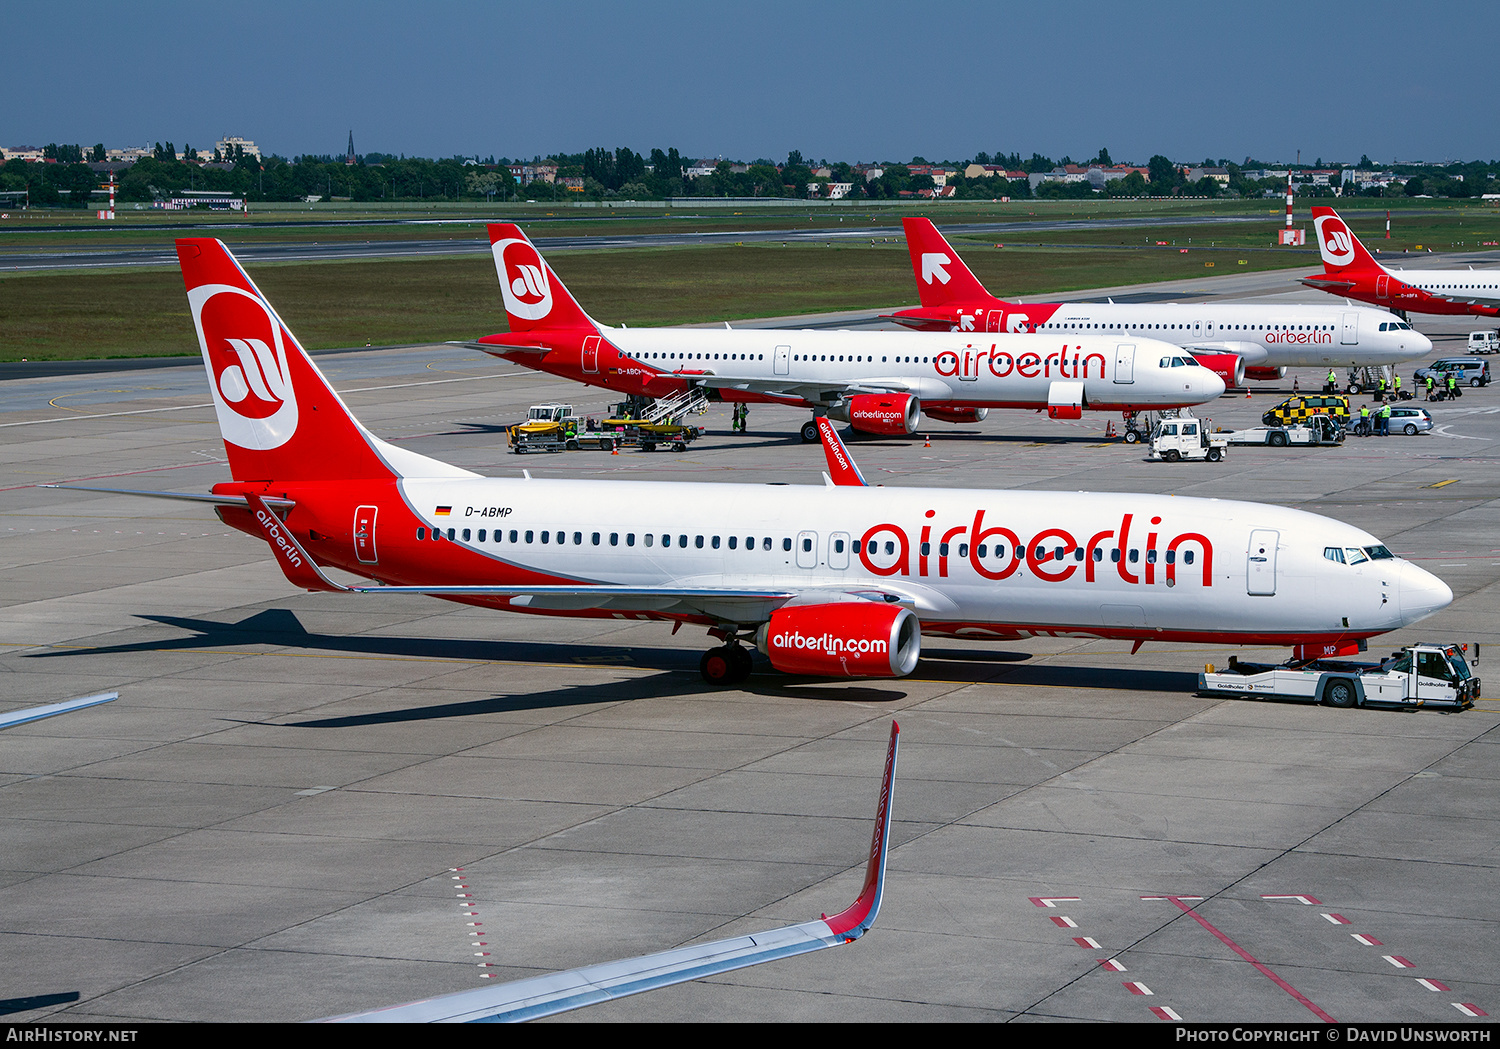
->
177, 239, 472, 483
902, 217, 1000, 307
1310, 207, 1386, 275
487, 224, 599, 333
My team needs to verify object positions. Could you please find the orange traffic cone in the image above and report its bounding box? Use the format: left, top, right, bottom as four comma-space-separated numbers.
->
923, 433, 931, 448
611, 442, 619, 455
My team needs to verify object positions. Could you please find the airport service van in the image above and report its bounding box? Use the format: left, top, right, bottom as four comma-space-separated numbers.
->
1469, 331, 1499, 354
1199, 643, 1478, 711
1225, 414, 1345, 447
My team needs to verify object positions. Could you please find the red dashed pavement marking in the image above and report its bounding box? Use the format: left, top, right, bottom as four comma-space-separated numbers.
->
1124, 981, 1153, 996
1384, 956, 1415, 969
1050, 915, 1078, 928
1454, 1004, 1488, 1017
1030, 897, 1081, 907
1418, 979, 1451, 992
1101, 959, 1127, 972
1352, 934, 1383, 946
1073, 936, 1101, 949
1147, 894, 1335, 1024
1322, 913, 1350, 925
1151, 1005, 1184, 1021
1262, 895, 1321, 905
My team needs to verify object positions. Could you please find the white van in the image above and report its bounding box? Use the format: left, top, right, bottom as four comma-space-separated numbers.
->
1469, 331, 1499, 354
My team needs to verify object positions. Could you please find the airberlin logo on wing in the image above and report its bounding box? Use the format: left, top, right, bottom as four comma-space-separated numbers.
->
1315, 215, 1357, 268
494, 238, 554, 321
187, 284, 298, 449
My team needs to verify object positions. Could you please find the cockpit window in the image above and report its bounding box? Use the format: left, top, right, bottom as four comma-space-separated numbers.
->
1344, 547, 1369, 565
1363, 545, 1394, 560
1324, 547, 1345, 563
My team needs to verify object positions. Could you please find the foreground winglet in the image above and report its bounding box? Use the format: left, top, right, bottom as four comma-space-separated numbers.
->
0, 693, 117, 731
321, 721, 899, 1023
817, 417, 868, 487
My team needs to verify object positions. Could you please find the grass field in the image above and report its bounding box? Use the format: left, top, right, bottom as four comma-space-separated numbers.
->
3, 199, 1499, 361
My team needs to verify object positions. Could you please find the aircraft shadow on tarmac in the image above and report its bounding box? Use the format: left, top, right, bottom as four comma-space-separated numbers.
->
29, 608, 1199, 707
0, 992, 80, 1017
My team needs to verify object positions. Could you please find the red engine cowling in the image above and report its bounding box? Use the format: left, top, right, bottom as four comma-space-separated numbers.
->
837, 393, 920, 435
1245, 366, 1288, 382
1189, 352, 1246, 389
922, 405, 989, 424
756, 604, 921, 678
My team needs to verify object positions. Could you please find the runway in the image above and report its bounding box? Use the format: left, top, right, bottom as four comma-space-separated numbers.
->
1, 280, 1497, 1022
0, 213, 1304, 273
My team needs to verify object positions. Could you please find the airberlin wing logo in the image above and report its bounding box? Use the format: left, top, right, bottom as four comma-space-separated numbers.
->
187, 284, 299, 450
494, 238, 554, 321
1315, 215, 1357, 268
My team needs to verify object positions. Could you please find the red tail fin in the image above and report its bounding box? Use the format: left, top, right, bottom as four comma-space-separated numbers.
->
487, 224, 598, 333
902, 217, 1000, 307
1310, 207, 1385, 275
177, 239, 467, 483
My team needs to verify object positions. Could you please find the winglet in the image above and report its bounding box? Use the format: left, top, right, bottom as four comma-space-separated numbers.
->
245, 493, 350, 593
824, 720, 898, 939
0, 693, 118, 731
817, 417, 868, 487
319, 720, 900, 1023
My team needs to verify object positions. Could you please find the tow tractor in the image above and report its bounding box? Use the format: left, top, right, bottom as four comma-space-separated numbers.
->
1148, 412, 1227, 462
1223, 414, 1345, 448
508, 404, 627, 454
1199, 642, 1479, 711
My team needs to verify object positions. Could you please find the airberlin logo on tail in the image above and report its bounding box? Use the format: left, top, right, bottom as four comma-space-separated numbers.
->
1315, 215, 1357, 268
187, 284, 298, 450
494, 238, 554, 321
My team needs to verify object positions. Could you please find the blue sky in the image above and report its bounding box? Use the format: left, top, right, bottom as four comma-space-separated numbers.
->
12, 1, 1489, 165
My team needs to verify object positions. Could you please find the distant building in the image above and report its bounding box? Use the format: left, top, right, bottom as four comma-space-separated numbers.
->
214, 136, 261, 160
507, 163, 557, 184
1187, 166, 1231, 184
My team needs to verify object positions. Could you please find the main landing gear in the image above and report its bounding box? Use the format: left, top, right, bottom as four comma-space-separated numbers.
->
700, 643, 753, 685
800, 419, 821, 444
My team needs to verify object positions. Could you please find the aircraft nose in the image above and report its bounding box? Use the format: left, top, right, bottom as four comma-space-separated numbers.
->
1199, 369, 1226, 400
1411, 329, 1434, 354
1398, 561, 1452, 625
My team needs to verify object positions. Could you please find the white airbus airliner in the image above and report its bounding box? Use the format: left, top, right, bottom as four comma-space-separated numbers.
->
891, 218, 1432, 387
474, 225, 1224, 443
62, 239, 1451, 686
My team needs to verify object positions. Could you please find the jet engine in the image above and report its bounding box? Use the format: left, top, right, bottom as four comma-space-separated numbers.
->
921, 405, 989, 424
1188, 352, 1247, 389
755, 604, 921, 678
829, 393, 921, 436
1245, 366, 1288, 382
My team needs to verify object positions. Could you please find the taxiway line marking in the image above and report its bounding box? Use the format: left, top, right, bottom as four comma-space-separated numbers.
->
1156, 895, 1335, 1023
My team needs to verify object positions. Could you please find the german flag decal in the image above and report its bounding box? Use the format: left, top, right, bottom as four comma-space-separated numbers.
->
435, 506, 452, 516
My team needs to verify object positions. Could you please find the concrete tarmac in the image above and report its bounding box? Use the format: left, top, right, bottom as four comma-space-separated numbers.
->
1, 291, 1498, 1022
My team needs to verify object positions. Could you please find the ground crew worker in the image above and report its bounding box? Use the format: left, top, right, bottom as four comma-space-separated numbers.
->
1377, 376, 1387, 400
1378, 402, 1391, 436
1394, 374, 1402, 399
1448, 373, 1458, 398
1358, 404, 1370, 436
1326, 368, 1337, 393
1426, 375, 1435, 400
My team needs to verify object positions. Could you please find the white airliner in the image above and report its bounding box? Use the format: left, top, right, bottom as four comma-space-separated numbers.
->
473, 224, 1225, 443
1302, 206, 1500, 319
890, 218, 1432, 387
64, 239, 1451, 686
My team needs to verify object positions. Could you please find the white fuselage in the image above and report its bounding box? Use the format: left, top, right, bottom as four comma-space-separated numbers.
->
599, 328, 1224, 409
1027, 302, 1430, 368
1380, 269, 1500, 307
397, 476, 1450, 645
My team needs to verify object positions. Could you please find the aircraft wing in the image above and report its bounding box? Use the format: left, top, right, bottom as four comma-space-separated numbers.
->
688, 373, 918, 405
320, 721, 898, 1023
0, 693, 117, 730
